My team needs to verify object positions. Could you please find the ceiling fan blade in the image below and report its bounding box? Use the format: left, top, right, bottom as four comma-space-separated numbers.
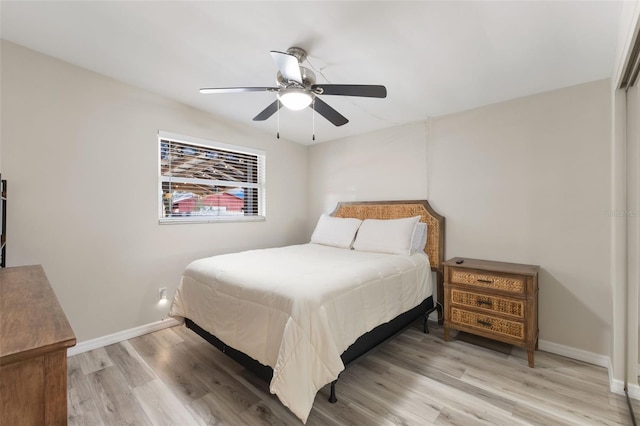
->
270, 51, 303, 84
253, 100, 282, 121
311, 84, 387, 98
199, 87, 278, 94
312, 97, 349, 127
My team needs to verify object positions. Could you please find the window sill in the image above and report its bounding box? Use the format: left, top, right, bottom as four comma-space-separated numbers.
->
158, 216, 266, 225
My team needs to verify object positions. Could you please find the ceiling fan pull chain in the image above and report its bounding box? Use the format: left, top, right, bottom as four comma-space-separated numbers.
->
312, 99, 316, 141
277, 98, 280, 139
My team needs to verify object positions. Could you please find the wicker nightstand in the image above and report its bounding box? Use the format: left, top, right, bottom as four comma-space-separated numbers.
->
443, 257, 539, 367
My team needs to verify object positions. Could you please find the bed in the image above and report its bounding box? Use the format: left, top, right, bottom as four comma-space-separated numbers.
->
169, 200, 445, 423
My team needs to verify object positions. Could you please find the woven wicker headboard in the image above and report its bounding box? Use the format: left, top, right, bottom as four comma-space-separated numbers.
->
330, 200, 445, 273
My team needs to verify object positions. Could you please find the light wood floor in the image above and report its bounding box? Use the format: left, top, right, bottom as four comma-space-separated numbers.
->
68, 322, 638, 425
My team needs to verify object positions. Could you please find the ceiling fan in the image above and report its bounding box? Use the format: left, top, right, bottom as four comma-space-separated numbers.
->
199, 47, 387, 128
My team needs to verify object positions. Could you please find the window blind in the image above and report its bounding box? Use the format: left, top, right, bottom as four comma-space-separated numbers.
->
158, 132, 265, 222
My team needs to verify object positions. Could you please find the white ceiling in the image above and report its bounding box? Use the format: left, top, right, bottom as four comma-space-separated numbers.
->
0, 1, 623, 145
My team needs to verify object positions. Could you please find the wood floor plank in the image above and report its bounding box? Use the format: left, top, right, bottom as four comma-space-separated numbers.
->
75, 347, 113, 375
434, 405, 528, 426
67, 356, 106, 426
460, 365, 622, 425
307, 396, 396, 426
187, 391, 246, 426
511, 400, 592, 426
67, 323, 637, 425
341, 357, 514, 426
336, 363, 441, 424
132, 378, 201, 425
172, 324, 257, 375
149, 326, 185, 348
129, 333, 213, 404
185, 351, 263, 415
609, 391, 640, 414
104, 341, 155, 388
383, 365, 521, 426
230, 368, 312, 425
385, 334, 468, 379
371, 345, 517, 415
88, 365, 152, 425
422, 329, 614, 409
237, 400, 296, 426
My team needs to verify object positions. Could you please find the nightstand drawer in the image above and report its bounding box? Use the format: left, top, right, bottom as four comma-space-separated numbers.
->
451, 289, 525, 319
451, 307, 525, 340
450, 269, 525, 294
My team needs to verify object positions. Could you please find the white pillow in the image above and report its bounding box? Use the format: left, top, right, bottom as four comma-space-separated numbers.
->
352, 216, 421, 255
310, 214, 362, 249
411, 222, 428, 254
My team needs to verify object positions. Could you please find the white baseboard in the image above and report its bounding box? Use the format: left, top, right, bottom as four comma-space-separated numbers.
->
611, 378, 640, 400
67, 318, 180, 357
538, 339, 609, 368
629, 383, 640, 400
610, 357, 626, 396
606, 357, 640, 400
519, 341, 640, 400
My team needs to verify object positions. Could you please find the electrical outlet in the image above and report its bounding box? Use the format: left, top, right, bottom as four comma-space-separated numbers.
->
158, 287, 168, 302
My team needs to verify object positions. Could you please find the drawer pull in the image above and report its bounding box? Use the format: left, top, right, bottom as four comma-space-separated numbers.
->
477, 279, 493, 284
476, 319, 493, 327
477, 298, 493, 307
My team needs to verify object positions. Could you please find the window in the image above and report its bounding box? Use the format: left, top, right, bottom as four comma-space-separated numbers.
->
158, 131, 265, 223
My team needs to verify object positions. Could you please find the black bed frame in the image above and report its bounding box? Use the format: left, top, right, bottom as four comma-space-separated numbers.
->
185, 295, 436, 403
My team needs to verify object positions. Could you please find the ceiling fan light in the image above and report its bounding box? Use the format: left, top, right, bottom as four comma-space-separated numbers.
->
279, 89, 312, 110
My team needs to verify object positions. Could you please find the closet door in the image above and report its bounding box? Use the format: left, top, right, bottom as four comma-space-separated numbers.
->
631, 82, 640, 386
1, 177, 5, 268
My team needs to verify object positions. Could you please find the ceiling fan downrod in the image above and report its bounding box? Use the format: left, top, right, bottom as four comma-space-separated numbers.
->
286, 47, 307, 64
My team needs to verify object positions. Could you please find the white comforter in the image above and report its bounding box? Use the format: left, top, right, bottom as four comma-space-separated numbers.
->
169, 243, 432, 423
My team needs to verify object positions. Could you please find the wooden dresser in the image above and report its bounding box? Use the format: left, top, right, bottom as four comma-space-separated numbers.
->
443, 257, 539, 367
0, 265, 76, 425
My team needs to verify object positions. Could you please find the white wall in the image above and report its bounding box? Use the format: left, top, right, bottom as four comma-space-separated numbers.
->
429, 80, 611, 356
309, 79, 612, 357
308, 122, 429, 226
0, 41, 308, 342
